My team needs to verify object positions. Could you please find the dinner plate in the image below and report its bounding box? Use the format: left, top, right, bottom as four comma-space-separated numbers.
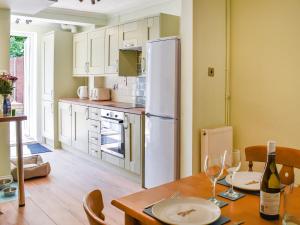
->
152, 197, 221, 225
226, 171, 262, 191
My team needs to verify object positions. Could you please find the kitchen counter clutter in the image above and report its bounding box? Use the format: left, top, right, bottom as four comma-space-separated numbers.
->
58, 98, 145, 182
60, 98, 145, 115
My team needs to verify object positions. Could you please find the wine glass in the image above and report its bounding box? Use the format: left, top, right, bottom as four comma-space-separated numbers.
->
204, 150, 227, 207
223, 150, 242, 198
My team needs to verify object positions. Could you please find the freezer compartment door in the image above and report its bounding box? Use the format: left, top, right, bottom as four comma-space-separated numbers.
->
144, 115, 179, 188
146, 39, 180, 118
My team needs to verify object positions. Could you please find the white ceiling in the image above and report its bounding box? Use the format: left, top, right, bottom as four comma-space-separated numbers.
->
0, 0, 55, 14
51, 0, 171, 14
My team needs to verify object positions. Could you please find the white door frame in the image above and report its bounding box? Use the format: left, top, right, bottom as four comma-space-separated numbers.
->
10, 30, 38, 141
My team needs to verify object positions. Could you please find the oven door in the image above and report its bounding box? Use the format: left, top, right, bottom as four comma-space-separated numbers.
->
100, 117, 125, 158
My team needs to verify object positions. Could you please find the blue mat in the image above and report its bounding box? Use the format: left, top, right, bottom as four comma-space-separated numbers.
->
26, 143, 52, 154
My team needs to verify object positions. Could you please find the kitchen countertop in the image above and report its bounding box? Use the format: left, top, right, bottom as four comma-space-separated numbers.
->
60, 98, 145, 115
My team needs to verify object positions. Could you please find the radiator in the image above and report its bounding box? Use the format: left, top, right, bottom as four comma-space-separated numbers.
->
201, 126, 233, 171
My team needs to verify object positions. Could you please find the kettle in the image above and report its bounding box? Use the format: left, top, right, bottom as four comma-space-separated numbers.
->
77, 86, 88, 99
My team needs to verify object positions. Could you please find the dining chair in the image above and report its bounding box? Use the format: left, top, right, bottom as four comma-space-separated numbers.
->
245, 145, 300, 185
83, 189, 106, 225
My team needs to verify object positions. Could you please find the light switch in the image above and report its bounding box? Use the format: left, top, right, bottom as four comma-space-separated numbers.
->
208, 67, 214, 77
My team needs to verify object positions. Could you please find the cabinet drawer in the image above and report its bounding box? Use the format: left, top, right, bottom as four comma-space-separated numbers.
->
89, 144, 101, 158
89, 131, 100, 145
88, 119, 100, 133
101, 152, 125, 168
89, 107, 101, 121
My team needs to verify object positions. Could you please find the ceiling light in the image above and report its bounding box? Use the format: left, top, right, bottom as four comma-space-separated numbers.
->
79, 0, 101, 5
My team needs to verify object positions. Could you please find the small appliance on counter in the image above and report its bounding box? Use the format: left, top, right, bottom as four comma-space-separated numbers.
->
77, 86, 88, 99
89, 88, 111, 101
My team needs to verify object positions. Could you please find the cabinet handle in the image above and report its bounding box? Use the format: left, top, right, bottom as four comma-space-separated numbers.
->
51, 103, 54, 114
115, 59, 119, 73
85, 62, 89, 73
129, 123, 132, 162
91, 137, 98, 141
142, 57, 146, 73
69, 105, 72, 116
91, 124, 98, 128
85, 108, 89, 120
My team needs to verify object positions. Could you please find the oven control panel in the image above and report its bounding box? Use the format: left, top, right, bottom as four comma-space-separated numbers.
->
101, 109, 125, 120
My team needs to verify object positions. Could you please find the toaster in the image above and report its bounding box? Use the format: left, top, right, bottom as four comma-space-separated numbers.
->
89, 88, 111, 101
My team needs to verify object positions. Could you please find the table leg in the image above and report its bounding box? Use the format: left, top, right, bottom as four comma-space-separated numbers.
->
125, 214, 140, 225
16, 121, 25, 207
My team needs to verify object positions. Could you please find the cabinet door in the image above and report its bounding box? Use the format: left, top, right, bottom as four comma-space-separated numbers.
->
41, 33, 54, 101
105, 26, 119, 74
125, 113, 142, 175
147, 17, 160, 41
58, 102, 72, 145
73, 33, 88, 75
71, 104, 89, 153
88, 29, 105, 75
119, 19, 148, 49
42, 100, 54, 140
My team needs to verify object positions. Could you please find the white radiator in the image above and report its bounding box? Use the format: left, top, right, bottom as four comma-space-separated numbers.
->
201, 126, 233, 171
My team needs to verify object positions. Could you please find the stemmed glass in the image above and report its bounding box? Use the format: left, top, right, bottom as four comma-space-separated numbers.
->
204, 150, 227, 207
223, 150, 242, 198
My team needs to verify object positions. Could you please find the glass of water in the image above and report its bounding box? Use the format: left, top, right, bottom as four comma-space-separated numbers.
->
283, 183, 300, 225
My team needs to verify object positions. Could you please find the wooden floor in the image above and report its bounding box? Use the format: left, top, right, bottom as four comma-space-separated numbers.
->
0, 149, 143, 225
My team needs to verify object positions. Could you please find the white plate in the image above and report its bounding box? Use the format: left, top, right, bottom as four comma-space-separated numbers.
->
226, 171, 262, 191
152, 197, 221, 225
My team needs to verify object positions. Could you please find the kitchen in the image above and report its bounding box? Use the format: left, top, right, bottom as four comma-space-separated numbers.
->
40, 12, 180, 186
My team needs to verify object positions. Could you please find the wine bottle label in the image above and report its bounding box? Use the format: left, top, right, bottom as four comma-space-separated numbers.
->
260, 191, 280, 215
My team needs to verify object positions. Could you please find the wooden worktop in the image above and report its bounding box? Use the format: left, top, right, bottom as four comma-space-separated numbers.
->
0, 114, 27, 123
60, 98, 145, 115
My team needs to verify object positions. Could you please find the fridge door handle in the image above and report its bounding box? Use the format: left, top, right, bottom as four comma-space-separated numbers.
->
145, 113, 173, 120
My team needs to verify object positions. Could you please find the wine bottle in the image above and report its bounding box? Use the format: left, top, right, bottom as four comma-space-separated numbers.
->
260, 140, 281, 220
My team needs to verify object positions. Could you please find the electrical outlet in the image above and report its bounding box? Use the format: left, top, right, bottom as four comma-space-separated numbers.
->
208, 67, 215, 77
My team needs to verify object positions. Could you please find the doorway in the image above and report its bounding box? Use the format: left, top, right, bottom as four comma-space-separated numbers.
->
9, 31, 37, 149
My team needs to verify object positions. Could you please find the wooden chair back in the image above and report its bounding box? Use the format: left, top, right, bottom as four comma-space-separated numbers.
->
245, 145, 300, 185
83, 189, 106, 225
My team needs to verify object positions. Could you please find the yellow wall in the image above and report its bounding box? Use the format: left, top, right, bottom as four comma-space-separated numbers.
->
0, 8, 11, 176
180, 0, 227, 176
230, 0, 300, 180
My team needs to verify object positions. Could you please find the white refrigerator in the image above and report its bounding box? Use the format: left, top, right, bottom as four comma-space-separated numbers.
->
144, 37, 180, 188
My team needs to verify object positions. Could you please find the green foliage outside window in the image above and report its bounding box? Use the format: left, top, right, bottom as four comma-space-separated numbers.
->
10, 36, 27, 58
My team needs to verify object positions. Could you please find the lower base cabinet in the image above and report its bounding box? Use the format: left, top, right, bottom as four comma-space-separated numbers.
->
58, 101, 144, 176
71, 104, 89, 153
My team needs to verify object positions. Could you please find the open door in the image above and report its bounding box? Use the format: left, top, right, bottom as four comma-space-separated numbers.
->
23, 37, 30, 137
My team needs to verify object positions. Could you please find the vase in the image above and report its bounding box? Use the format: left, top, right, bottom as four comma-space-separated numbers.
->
2, 95, 11, 116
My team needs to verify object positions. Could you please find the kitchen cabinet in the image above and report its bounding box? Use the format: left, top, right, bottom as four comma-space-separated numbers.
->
71, 104, 89, 153
58, 102, 72, 145
105, 26, 119, 74
119, 19, 148, 49
41, 33, 54, 101
147, 17, 160, 41
73, 29, 105, 76
73, 32, 88, 75
124, 113, 144, 175
42, 100, 54, 141
41, 31, 84, 148
88, 29, 105, 75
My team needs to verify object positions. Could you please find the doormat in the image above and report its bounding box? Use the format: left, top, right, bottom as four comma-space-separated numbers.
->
0, 182, 30, 204
26, 143, 52, 155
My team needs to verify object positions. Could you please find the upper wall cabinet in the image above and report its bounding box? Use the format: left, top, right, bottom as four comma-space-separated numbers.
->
119, 19, 148, 49
88, 29, 105, 75
73, 32, 88, 75
73, 29, 105, 76
105, 26, 119, 74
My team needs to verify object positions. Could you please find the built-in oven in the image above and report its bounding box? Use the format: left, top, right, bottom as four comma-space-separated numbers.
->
100, 109, 125, 158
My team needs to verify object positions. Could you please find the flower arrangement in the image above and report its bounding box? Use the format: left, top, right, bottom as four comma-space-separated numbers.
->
0, 72, 18, 96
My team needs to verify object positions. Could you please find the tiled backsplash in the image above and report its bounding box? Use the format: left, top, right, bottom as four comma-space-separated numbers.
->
99, 76, 146, 105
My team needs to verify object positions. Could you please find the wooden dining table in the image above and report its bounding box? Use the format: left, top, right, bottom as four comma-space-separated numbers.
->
112, 173, 290, 225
